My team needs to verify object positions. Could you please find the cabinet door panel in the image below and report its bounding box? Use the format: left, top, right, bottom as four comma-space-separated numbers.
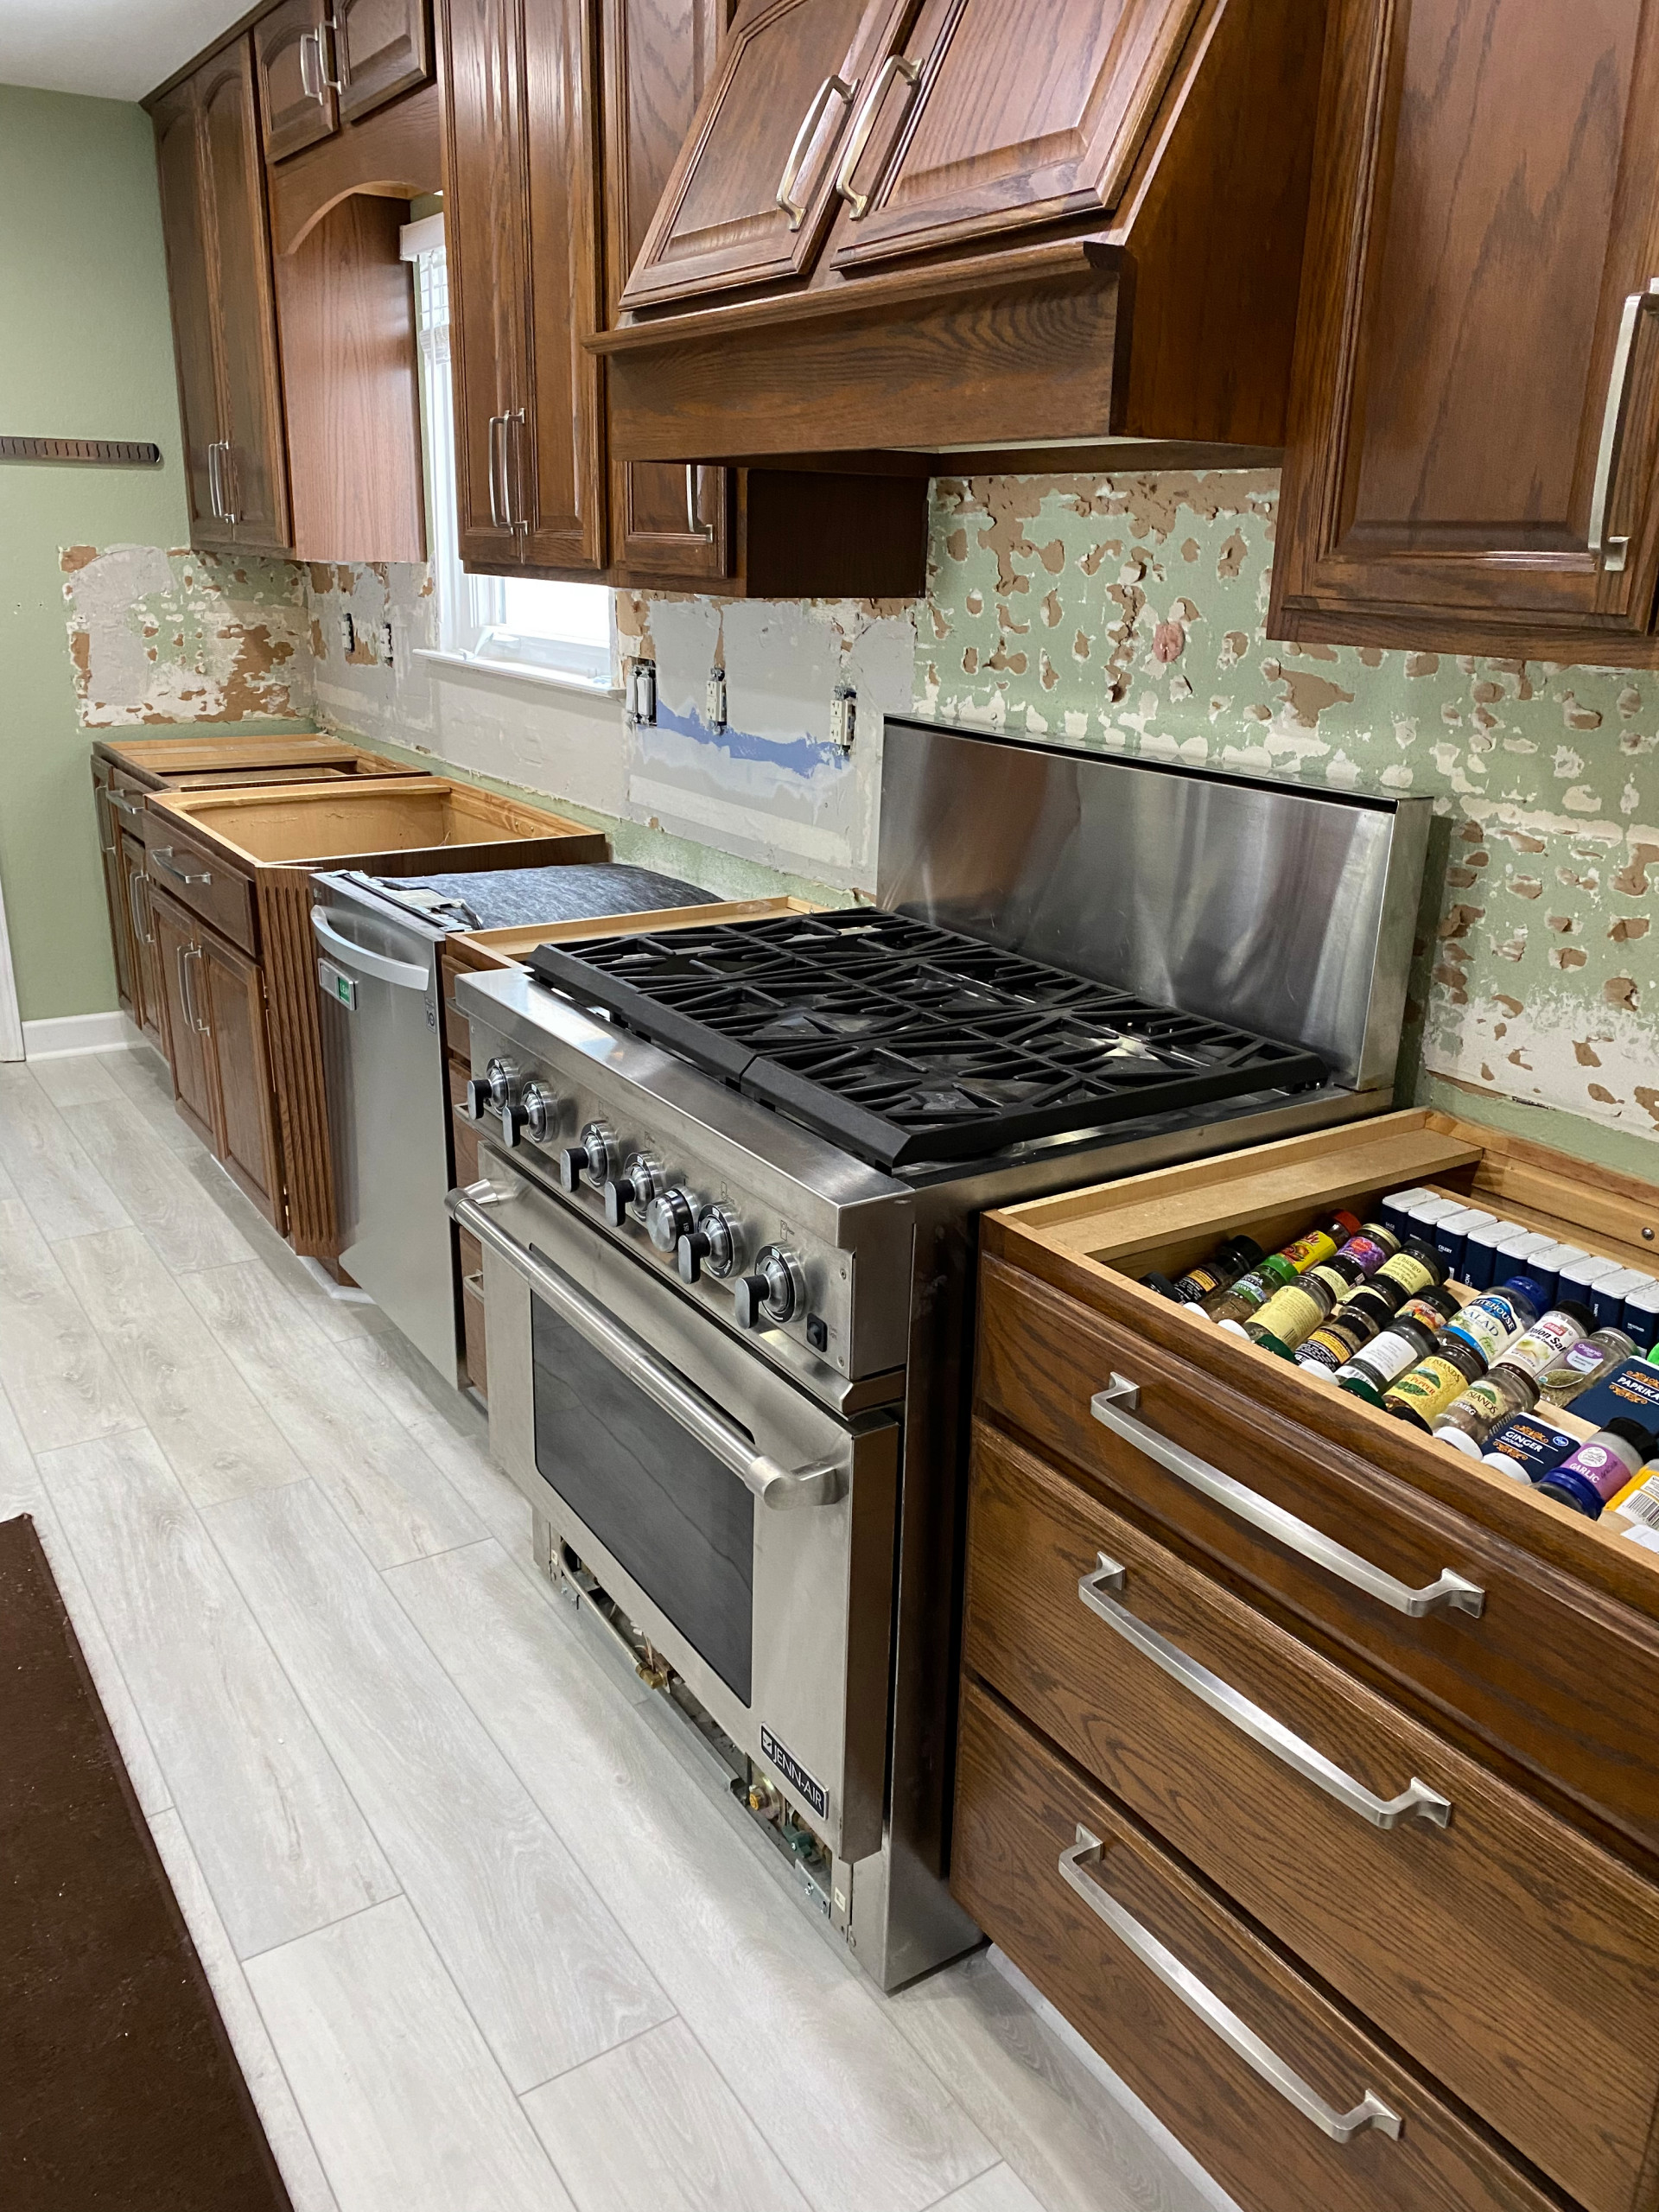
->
151, 82, 228, 544
1273, 0, 1659, 653
199, 931, 284, 1227
605, 0, 734, 579
826, 0, 1203, 270
200, 41, 293, 554
257, 0, 338, 160
519, 0, 607, 569
97, 791, 137, 1020
442, 0, 531, 568
619, 0, 911, 309
336, 0, 434, 122
149, 892, 217, 1150
118, 831, 162, 1048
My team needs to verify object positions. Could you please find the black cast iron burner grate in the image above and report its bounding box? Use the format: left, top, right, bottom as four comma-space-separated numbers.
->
529, 909, 1328, 1171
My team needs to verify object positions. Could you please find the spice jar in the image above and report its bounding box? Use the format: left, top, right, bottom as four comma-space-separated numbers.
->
1490, 1300, 1597, 1384
1536, 1327, 1639, 1408
1442, 1275, 1546, 1367
1240, 1274, 1337, 1357
1330, 1222, 1400, 1277
1535, 1419, 1659, 1519
1334, 1311, 1444, 1404
1373, 1240, 1447, 1302
1170, 1235, 1264, 1306
1296, 1307, 1380, 1378
1433, 1364, 1540, 1454
1383, 1332, 1489, 1429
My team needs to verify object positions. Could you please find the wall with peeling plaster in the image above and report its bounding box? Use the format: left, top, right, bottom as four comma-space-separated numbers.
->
0, 86, 203, 1027
918, 471, 1659, 1164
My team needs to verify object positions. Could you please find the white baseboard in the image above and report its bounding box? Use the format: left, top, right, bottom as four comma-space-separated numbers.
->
22, 1010, 138, 1059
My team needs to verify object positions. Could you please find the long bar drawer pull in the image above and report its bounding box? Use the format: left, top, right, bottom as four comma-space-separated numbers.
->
151, 847, 213, 889
1059, 1827, 1403, 2144
1090, 1377, 1484, 1620
446, 1182, 846, 1511
1078, 1557, 1452, 1829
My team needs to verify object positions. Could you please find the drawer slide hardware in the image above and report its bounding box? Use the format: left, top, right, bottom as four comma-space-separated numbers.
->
1078, 1556, 1452, 1830
1090, 1378, 1485, 1620
1059, 1827, 1404, 2145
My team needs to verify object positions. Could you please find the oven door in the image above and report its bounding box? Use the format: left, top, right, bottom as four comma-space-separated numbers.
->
448, 1163, 899, 1865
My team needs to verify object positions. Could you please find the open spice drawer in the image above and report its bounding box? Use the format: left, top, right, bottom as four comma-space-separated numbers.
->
977, 1109, 1659, 1863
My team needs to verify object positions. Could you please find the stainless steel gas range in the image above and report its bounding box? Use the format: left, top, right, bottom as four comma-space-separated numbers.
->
448, 722, 1431, 1991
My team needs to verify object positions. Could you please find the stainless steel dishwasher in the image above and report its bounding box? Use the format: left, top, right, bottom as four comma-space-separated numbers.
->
310, 863, 709, 1382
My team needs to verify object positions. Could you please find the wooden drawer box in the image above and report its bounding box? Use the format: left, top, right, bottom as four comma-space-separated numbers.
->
979, 1110, 1659, 1866
952, 1680, 1557, 2212
146, 817, 258, 956
965, 1418, 1659, 2212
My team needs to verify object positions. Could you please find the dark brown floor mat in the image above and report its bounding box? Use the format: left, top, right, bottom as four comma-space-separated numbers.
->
0, 1512, 296, 2212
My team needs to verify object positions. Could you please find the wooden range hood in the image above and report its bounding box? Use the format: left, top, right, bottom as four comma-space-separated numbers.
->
590, 0, 1325, 474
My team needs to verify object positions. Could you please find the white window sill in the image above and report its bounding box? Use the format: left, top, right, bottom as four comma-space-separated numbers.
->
414, 648, 624, 701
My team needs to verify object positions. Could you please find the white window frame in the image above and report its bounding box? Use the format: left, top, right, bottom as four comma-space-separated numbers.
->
403, 215, 618, 696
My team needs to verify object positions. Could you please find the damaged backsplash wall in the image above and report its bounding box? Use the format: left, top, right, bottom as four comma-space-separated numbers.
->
302, 471, 1659, 1163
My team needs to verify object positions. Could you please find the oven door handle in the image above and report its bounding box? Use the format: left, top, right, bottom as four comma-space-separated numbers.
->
447, 1183, 848, 1511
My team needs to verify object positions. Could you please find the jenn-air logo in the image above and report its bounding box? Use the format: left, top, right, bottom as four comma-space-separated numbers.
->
760, 1726, 828, 1820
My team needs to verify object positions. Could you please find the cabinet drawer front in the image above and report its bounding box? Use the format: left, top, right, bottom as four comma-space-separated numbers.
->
147, 823, 257, 955
966, 1421, 1659, 2212
953, 1681, 1559, 2212
979, 1255, 1659, 1857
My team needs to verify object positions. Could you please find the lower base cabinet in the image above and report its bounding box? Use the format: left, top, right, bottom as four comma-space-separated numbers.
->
150, 883, 284, 1227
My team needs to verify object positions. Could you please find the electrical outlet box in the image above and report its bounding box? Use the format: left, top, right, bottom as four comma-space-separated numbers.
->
381, 620, 395, 668
706, 667, 728, 730
830, 685, 856, 752
628, 658, 657, 725
340, 611, 356, 658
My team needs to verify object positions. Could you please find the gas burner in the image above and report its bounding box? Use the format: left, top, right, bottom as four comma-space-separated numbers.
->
529, 909, 1326, 1171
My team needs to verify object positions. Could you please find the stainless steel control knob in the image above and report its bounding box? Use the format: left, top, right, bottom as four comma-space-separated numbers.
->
677, 1202, 742, 1285
732, 1245, 806, 1329
485, 1056, 517, 1109
558, 1120, 618, 1192
519, 1081, 558, 1145
463, 1076, 492, 1122
645, 1187, 697, 1254
603, 1153, 664, 1227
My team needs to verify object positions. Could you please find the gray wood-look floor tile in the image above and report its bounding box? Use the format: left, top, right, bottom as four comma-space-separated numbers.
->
98, 1041, 200, 1153
0, 1386, 171, 1817
0, 1198, 143, 1451
209, 1484, 671, 2090
245, 1898, 577, 2212
388, 1538, 996, 2212
523, 2017, 811, 2212
180, 1262, 482, 1566
54, 1226, 307, 1506
40, 1430, 398, 1957
0, 1065, 132, 1239
892, 1952, 1229, 2212
71, 1094, 257, 1271
931, 2166, 1051, 2212
149, 1808, 342, 2212
339, 1333, 543, 1577
29, 1052, 126, 1108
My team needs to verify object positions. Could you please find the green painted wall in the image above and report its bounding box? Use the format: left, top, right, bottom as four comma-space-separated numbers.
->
0, 85, 188, 1025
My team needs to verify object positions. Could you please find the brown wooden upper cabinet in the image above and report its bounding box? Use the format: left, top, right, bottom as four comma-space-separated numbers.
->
153, 42, 293, 553
620, 0, 909, 310
1271, 0, 1659, 662
441, 0, 607, 573
257, 0, 433, 162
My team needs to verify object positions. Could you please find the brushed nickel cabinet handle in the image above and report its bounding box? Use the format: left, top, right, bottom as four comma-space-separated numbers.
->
217, 442, 240, 526
1090, 1376, 1484, 1619
1078, 1555, 1452, 1830
776, 73, 855, 228
487, 414, 507, 530
151, 848, 212, 888
834, 52, 921, 219
320, 11, 346, 92
189, 947, 212, 1034
299, 28, 325, 102
508, 409, 527, 535
685, 463, 714, 540
1589, 278, 1659, 573
127, 869, 154, 950
207, 439, 224, 519
1059, 1827, 1403, 2144
446, 1181, 847, 1510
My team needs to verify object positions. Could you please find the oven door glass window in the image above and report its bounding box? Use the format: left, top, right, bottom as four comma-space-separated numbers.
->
531, 1294, 754, 1704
